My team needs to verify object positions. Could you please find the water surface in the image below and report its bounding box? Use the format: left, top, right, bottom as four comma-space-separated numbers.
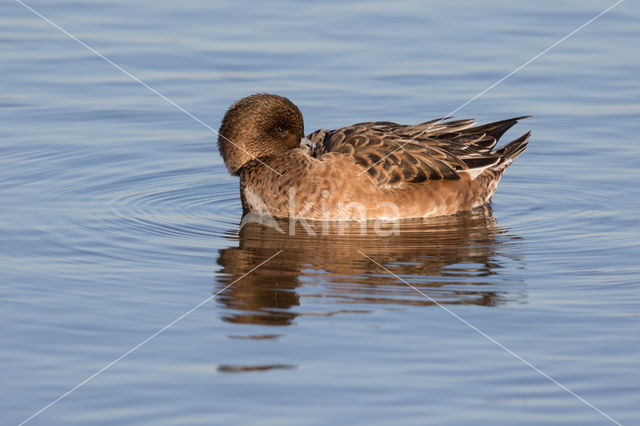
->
1, 0, 639, 425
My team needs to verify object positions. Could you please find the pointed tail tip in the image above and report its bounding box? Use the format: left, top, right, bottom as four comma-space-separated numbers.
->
496, 131, 531, 164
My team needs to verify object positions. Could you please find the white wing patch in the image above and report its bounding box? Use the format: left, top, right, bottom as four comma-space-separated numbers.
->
460, 163, 495, 180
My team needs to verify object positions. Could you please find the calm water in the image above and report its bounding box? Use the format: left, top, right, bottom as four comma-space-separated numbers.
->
1, 0, 639, 424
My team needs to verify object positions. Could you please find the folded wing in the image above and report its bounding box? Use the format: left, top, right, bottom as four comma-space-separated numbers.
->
307, 116, 530, 186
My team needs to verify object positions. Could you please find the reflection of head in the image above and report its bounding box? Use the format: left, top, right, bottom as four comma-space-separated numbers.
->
215, 206, 525, 326
217, 244, 300, 326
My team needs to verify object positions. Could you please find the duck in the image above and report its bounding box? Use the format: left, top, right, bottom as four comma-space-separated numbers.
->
217, 93, 530, 221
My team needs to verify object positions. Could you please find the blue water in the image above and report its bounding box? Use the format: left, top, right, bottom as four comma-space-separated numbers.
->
1, 0, 639, 424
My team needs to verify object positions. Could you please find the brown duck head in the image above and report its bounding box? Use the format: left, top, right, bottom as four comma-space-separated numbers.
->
217, 93, 305, 175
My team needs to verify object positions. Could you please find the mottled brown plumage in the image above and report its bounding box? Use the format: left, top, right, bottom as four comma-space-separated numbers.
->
217, 93, 531, 220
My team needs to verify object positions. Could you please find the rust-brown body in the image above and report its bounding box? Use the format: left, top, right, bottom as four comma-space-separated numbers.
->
218, 94, 531, 221
239, 149, 505, 220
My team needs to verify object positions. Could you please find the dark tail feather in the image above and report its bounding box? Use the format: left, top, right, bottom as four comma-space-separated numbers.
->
494, 131, 531, 170
472, 116, 532, 142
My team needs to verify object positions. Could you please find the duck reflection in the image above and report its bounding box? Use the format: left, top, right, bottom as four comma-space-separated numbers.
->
215, 206, 524, 326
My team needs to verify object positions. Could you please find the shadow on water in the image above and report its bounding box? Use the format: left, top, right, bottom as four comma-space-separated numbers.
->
215, 205, 526, 326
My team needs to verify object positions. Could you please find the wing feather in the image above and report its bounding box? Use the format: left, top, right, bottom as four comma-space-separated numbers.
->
306, 116, 530, 187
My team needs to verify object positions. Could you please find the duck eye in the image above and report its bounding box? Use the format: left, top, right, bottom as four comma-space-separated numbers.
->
275, 126, 284, 135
